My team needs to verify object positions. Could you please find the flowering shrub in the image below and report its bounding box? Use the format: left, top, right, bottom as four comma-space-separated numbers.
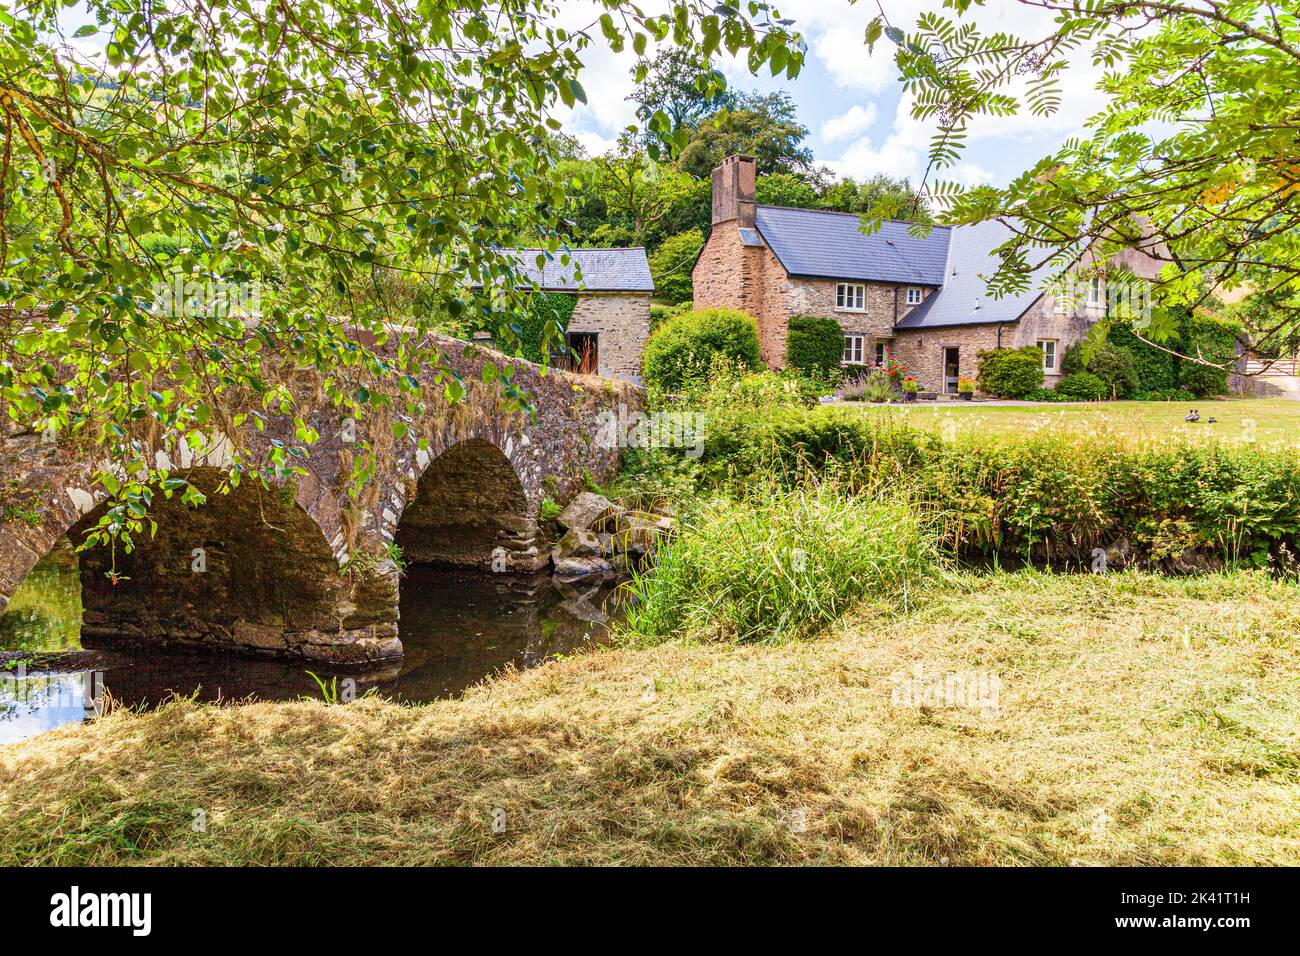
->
879, 355, 911, 386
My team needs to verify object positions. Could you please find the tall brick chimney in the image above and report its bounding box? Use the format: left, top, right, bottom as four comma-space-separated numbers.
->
711, 154, 756, 229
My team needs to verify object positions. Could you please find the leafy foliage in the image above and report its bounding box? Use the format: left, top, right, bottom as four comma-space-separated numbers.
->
650, 300, 692, 331
0, 0, 799, 543
1062, 341, 1137, 399
1067, 311, 1240, 398
642, 307, 762, 391
1055, 372, 1108, 402
867, 0, 1300, 363
785, 316, 844, 375
647, 229, 703, 304
686, 404, 1300, 568
676, 92, 813, 179
490, 292, 577, 366
628, 46, 733, 146
1178, 312, 1240, 398
976, 347, 1043, 398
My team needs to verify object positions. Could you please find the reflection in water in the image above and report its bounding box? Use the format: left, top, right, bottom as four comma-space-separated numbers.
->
0, 670, 102, 744
0, 542, 82, 654
1, 552, 627, 744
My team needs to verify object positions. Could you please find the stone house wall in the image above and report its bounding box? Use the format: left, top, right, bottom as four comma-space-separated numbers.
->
791, 280, 932, 367
891, 324, 1006, 394
566, 291, 652, 383
1006, 293, 1096, 387
891, 293, 1099, 393
693, 224, 935, 368
692, 219, 789, 365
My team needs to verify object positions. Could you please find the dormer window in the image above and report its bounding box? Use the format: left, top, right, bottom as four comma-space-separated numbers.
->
905, 286, 923, 305
836, 282, 866, 312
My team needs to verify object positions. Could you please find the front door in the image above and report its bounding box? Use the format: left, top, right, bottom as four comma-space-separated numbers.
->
943, 347, 960, 394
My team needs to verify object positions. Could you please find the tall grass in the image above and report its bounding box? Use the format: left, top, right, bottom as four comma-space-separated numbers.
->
690, 405, 1300, 568
621, 484, 939, 644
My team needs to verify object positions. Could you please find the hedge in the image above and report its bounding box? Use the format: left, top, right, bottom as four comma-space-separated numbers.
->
687, 406, 1300, 571
976, 346, 1044, 398
786, 316, 845, 375
1056, 371, 1109, 401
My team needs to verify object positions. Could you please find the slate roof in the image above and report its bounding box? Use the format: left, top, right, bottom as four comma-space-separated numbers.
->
895, 220, 1054, 330
754, 205, 951, 286
507, 247, 654, 293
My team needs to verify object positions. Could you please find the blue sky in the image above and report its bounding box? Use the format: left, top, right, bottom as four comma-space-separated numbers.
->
557, 0, 1110, 189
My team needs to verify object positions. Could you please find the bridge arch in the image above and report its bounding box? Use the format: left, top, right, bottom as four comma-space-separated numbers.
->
395, 437, 543, 572
7, 465, 400, 663
0, 438, 105, 614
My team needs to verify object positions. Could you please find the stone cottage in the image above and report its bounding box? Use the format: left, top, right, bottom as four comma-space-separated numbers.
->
692, 154, 1159, 392
505, 247, 654, 384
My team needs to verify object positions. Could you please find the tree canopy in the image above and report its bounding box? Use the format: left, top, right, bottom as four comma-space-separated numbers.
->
0, 0, 802, 542
867, 0, 1300, 360
676, 91, 813, 178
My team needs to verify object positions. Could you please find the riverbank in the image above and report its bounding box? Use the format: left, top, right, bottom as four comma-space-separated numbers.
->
3, 569, 1296, 866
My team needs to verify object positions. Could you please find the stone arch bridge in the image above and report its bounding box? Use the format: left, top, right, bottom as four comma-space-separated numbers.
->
0, 334, 639, 664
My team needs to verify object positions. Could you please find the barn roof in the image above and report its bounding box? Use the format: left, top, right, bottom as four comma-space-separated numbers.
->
507, 247, 654, 293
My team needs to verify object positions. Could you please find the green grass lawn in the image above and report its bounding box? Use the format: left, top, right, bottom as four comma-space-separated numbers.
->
856, 397, 1300, 448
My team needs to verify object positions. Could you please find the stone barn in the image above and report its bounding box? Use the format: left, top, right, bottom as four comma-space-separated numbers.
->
506, 247, 654, 385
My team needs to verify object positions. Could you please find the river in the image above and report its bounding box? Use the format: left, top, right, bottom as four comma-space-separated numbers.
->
0, 543, 627, 744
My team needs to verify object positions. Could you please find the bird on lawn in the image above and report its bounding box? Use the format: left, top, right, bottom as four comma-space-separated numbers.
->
1184, 409, 1200, 423
1207, 416, 1217, 424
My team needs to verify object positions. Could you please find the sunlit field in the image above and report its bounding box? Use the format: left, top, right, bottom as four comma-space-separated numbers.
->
856, 398, 1300, 449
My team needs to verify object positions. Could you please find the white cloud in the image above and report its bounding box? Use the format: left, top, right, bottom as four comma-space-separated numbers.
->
824, 93, 930, 181
822, 104, 877, 144
545, 0, 1118, 184
825, 136, 917, 181
952, 163, 995, 187
572, 129, 620, 158
775, 0, 929, 93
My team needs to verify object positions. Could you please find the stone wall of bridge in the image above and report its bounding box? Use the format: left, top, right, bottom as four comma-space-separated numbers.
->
0, 334, 639, 663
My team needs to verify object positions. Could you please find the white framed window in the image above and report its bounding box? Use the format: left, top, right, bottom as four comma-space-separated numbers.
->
874, 341, 889, 365
905, 286, 923, 305
1088, 276, 1103, 306
1036, 339, 1058, 372
843, 333, 865, 365
836, 282, 866, 311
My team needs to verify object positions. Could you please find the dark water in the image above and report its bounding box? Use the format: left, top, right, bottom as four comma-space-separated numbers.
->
0, 546, 626, 744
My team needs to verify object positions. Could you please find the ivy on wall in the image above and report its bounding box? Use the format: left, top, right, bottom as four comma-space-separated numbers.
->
493, 292, 578, 364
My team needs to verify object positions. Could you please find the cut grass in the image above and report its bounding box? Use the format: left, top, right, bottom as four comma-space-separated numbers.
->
1, 570, 1296, 865
861, 397, 1300, 449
